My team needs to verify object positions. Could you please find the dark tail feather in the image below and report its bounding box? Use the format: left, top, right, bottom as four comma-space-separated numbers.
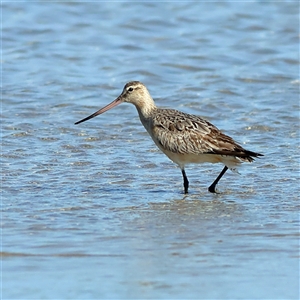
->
211, 149, 263, 162
244, 150, 264, 158
242, 149, 264, 162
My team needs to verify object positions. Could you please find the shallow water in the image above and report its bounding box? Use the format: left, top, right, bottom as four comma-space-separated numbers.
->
2, 2, 299, 299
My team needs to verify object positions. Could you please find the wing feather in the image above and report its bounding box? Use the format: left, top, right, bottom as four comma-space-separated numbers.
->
151, 109, 260, 160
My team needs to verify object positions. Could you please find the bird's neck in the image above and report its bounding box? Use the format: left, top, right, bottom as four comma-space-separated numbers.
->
135, 97, 157, 119
134, 99, 157, 133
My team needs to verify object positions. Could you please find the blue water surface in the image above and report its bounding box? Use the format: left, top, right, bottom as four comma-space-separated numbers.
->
2, 2, 299, 299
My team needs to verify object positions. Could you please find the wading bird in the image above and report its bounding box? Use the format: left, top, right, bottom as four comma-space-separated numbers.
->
75, 81, 263, 193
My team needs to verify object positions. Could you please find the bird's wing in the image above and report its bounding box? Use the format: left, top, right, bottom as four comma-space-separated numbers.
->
151, 109, 246, 157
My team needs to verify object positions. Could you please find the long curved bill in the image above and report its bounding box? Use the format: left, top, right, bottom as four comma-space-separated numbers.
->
75, 97, 122, 125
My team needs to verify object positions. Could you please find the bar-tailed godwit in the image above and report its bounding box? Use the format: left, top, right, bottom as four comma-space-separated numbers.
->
75, 81, 263, 193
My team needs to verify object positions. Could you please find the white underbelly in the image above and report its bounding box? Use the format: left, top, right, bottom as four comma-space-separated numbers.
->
158, 147, 242, 170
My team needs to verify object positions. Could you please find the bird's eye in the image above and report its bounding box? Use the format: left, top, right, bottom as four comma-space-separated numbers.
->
128, 87, 133, 92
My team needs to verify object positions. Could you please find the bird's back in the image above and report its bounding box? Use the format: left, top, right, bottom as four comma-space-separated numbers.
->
141, 108, 262, 164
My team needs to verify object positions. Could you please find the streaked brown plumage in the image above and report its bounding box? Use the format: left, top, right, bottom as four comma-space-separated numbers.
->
75, 81, 263, 193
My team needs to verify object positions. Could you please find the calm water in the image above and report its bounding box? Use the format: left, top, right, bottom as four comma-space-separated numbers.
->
2, 2, 299, 299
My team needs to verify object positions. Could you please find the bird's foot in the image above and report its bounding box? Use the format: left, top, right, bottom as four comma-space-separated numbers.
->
208, 185, 218, 193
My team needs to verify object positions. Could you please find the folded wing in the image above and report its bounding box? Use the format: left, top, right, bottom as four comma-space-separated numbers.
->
151, 109, 262, 162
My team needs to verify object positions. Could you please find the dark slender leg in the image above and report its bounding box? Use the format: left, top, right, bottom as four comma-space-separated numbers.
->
208, 166, 228, 193
181, 169, 189, 194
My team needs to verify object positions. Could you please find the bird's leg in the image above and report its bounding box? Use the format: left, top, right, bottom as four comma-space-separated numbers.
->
208, 166, 228, 193
181, 169, 189, 194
